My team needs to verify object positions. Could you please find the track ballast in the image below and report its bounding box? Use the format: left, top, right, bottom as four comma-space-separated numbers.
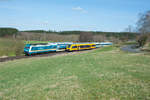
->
0, 51, 70, 63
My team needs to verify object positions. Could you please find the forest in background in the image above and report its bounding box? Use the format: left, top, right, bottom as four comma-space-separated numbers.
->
0, 28, 138, 42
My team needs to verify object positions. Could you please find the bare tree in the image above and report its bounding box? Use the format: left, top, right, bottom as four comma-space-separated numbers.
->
124, 25, 133, 33
79, 32, 93, 42
137, 11, 150, 34
136, 11, 150, 47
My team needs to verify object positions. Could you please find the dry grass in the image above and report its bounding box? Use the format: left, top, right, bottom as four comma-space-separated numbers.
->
0, 38, 24, 56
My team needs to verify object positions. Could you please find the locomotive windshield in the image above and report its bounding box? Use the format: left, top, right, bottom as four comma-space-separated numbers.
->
24, 44, 31, 49
25, 47, 30, 49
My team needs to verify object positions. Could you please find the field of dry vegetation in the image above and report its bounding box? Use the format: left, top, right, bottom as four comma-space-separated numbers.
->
19, 32, 120, 42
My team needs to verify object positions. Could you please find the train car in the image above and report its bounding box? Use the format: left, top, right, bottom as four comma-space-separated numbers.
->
92, 42, 101, 48
24, 43, 58, 55
92, 42, 113, 48
100, 42, 113, 47
66, 43, 96, 51
55, 42, 73, 51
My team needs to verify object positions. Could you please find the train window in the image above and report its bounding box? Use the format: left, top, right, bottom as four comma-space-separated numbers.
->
80, 46, 84, 48
72, 46, 77, 48
48, 46, 53, 49
31, 47, 44, 50
80, 45, 89, 48
60, 46, 66, 49
86, 45, 90, 47
68, 45, 71, 48
44, 46, 47, 49
38, 47, 44, 50
31, 47, 38, 50
92, 45, 96, 47
53, 46, 57, 48
48, 46, 51, 49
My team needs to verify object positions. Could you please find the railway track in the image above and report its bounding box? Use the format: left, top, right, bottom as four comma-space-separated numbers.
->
0, 50, 92, 63
0, 51, 70, 63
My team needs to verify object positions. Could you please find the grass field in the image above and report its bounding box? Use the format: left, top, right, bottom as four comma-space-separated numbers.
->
0, 46, 150, 100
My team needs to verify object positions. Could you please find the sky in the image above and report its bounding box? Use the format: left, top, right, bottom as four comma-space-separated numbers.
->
0, 0, 150, 32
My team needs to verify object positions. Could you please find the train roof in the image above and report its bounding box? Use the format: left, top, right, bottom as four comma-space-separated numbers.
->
29, 43, 48, 45
25, 42, 73, 47
25, 43, 57, 47
100, 42, 113, 45
25, 42, 113, 47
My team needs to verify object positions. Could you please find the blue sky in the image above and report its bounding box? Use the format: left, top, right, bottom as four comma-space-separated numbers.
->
0, 0, 150, 32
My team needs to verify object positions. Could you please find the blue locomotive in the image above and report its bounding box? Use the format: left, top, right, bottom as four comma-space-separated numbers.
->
24, 42, 73, 55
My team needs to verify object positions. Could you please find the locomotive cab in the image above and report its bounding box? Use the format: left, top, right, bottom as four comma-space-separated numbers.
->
24, 44, 31, 55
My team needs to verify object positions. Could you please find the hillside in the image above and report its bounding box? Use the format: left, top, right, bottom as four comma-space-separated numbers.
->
0, 47, 150, 100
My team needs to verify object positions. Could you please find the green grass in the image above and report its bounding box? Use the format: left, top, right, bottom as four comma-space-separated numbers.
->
0, 47, 150, 100
123, 41, 137, 45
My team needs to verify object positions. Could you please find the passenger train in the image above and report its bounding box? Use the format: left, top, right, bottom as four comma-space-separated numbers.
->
24, 42, 112, 56
66, 43, 96, 51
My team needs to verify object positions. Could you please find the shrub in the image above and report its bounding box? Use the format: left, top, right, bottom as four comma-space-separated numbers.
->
137, 34, 148, 47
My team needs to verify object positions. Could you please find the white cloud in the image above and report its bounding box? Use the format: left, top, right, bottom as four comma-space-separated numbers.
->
72, 6, 88, 13
72, 7, 83, 11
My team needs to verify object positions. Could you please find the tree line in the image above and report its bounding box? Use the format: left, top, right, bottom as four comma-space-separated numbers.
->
0, 28, 18, 37
21, 30, 137, 39
0, 28, 137, 40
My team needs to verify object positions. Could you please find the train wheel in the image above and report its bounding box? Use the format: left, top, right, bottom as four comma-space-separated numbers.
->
25, 53, 30, 56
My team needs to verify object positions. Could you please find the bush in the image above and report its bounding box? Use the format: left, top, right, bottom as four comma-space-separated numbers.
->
137, 34, 148, 47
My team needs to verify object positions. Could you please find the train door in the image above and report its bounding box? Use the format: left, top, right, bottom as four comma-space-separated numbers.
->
77, 45, 80, 51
